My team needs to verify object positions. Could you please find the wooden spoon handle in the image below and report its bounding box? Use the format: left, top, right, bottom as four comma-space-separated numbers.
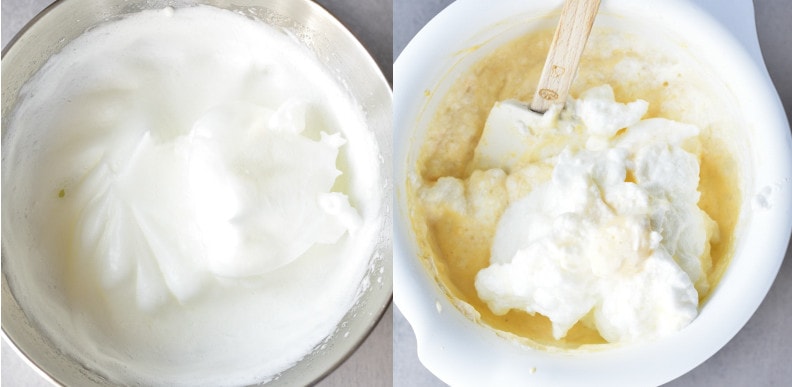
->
530, 0, 601, 113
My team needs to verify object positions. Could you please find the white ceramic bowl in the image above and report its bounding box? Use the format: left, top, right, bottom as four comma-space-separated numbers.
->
394, 0, 792, 385
1, 0, 392, 385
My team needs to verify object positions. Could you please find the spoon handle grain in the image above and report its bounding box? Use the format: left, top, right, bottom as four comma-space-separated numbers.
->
530, 0, 601, 113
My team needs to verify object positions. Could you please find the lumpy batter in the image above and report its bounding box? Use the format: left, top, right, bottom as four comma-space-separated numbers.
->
2, 5, 381, 386
409, 27, 741, 349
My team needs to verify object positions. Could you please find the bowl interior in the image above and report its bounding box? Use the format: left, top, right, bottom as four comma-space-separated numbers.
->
1, 0, 392, 385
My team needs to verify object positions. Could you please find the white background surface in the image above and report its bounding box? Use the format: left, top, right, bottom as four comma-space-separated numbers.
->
1, 0, 393, 386
393, 0, 792, 386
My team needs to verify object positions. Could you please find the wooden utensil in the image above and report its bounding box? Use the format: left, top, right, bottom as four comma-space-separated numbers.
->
530, 0, 601, 113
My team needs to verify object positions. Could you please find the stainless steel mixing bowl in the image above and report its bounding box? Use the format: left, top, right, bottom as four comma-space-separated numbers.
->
1, 1, 392, 385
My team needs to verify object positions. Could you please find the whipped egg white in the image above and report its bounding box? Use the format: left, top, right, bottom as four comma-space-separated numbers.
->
2, 5, 382, 386
421, 85, 717, 343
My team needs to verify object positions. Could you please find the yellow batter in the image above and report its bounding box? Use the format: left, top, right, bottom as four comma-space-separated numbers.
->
409, 27, 741, 349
